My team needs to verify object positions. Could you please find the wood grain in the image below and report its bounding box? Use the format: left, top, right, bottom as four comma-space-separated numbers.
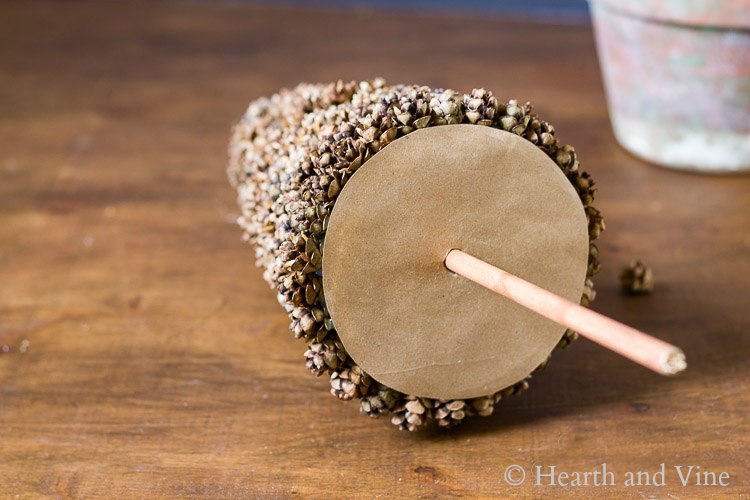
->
1, 1, 748, 498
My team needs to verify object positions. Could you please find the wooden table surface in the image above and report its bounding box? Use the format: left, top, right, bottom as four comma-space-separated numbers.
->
1, 1, 748, 498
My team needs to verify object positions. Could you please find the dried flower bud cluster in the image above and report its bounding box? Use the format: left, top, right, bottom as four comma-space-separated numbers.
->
620, 260, 654, 294
228, 79, 604, 430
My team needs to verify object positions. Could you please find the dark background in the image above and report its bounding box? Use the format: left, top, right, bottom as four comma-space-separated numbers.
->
245, 0, 590, 20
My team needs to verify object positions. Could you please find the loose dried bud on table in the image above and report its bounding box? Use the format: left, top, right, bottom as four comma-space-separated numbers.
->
620, 260, 654, 295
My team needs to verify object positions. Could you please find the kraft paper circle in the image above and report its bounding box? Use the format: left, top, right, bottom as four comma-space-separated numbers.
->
322, 125, 589, 400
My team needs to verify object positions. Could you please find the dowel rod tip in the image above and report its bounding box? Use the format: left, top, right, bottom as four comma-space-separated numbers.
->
662, 350, 687, 376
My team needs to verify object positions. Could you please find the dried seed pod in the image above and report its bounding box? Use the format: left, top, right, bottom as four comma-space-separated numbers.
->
581, 278, 597, 306
361, 382, 400, 417
304, 338, 346, 376
330, 365, 371, 400
557, 328, 579, 349
390, 396, 429, 431
620, 260, 654, 294
469, 396, 495, 417
586, 205, 605, 241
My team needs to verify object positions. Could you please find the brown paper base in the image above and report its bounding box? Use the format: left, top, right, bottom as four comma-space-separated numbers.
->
323, 125, 589, 399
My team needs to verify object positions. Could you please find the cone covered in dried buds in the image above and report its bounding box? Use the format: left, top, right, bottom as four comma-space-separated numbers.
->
228, 79, 603, 430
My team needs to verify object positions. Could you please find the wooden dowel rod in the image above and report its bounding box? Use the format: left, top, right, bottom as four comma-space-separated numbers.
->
444, 249, 686, 376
